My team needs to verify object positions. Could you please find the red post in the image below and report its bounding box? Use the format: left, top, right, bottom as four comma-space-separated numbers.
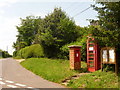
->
68, 45, 82, 70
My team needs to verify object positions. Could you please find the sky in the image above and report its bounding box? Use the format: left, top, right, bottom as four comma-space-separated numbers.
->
0, 0, 98, 55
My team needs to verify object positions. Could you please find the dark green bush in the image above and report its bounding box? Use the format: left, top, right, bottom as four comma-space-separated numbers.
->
0, 49, 12, 58
59, 37, 87, 61
13, 51, 17, 57
16, 44, 44, 59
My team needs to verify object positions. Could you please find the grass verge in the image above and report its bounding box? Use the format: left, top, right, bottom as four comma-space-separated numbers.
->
20, 58, 86, 83
67, 70, 118, 88
20, 58, 118, 88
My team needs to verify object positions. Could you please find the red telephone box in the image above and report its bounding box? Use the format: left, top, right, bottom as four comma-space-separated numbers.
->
68, 45, 82, 70
87, 36, 101, 72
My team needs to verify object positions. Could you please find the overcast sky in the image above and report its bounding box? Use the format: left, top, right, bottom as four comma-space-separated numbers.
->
0, 0, 98, 55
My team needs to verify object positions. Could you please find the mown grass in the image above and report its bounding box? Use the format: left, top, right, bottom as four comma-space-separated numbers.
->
21, 58, 86, 83
21, 58, 119, 88
67, 70, 119, 88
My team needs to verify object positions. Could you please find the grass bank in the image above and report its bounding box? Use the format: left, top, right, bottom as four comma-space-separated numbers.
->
20, 58, 86, 83
21, 58, 119, 88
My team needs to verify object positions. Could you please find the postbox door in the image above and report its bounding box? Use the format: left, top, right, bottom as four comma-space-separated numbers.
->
75, 50, 80, 62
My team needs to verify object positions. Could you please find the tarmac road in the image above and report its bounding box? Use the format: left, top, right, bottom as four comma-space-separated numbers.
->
0, 58, 65, 89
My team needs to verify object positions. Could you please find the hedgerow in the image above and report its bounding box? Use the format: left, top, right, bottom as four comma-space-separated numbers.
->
15, 44, 44, 59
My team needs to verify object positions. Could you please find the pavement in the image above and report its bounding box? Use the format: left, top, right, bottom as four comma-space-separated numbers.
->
0, 58, 65, 89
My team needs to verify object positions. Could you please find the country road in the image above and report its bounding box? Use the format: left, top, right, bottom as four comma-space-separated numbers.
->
0, 58, 65, 89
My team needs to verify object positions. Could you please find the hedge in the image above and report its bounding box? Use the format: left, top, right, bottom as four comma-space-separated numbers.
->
15, 44, 44, 59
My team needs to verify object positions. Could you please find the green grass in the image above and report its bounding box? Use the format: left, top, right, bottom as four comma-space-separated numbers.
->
21, 58, 86, 83
21, 58, 118, 88
13, 57, 22, 59
67, 70, 119, 88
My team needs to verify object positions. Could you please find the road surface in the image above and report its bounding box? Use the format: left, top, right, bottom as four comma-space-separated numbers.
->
0, 58, 65, 89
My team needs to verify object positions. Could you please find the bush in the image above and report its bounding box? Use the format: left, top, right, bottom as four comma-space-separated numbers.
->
13, 51, 17, 57
59, 37, 87, 61
16, 44, 44, 59
0, 50, 12, 58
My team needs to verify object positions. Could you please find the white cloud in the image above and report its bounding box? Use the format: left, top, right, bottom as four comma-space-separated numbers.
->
0, 2, 8, 7
0, 10, 5, 14
0, 0, 19, 7
0, 0, 21, 55
0, 17, 20, 55
13, 0, 93, 2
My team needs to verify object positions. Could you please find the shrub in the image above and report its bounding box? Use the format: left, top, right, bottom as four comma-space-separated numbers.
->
0, 50, 12, 58
32, 44, 44, 58
59, 36, 87, 61
16, 44, 44, 59
13, 51, 17, 57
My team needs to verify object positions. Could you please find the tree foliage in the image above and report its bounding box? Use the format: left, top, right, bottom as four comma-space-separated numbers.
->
0, 49, 12, 58
13, 16, 42, 50
13, 8, 80, 58
93, 2, 120, 30
92, 2, 120, 47
36, 8, 79, 58
92, 2, 120, 71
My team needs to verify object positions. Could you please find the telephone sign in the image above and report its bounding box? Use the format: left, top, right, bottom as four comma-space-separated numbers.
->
89, 47, 94, 50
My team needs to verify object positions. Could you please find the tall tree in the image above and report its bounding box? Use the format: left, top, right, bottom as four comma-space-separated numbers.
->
36, 8, 79, 58
13, 16, 42, 50
92, 2, 120, 71
92, 2, 120, 47
93, 2, 120, 30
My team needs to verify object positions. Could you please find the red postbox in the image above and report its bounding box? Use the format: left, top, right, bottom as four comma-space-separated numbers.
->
68, 45, 82, 70
87, 36, 101, 72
